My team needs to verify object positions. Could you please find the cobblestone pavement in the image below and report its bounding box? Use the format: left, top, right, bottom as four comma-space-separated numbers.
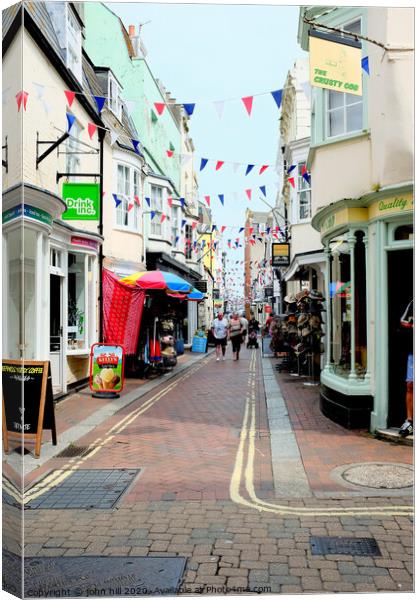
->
3, 345, 414, 594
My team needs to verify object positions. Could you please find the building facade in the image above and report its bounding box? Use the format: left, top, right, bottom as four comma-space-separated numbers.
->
298, 6, 414, 432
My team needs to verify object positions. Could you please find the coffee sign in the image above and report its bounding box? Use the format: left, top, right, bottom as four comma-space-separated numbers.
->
62, 183, 100, 220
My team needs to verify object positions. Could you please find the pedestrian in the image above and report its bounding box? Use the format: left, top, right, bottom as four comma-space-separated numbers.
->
211, 311, 228, 362
228, 311, 244, 360
240, 312, 249, 344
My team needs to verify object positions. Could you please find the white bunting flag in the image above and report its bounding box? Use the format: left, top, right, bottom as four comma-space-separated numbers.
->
232, 163, 241, 173
42, 99, 52, 116
213, 100, 225, 119
110, 129, 119, 146
124, 100, 136, 117
33, 83, 46, 100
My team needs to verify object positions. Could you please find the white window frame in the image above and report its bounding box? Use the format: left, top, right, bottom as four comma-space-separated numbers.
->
115, 163, 141, 232
108, 74, 123, 120
324, 18, 363, 140
66, 250, 97, 355
296, 161, 311, 222
171, 206, 179, 245
66, 6, 82, 82
150, 185, 163, 236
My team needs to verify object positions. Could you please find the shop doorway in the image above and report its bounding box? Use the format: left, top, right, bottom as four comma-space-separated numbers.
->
387, 249, 413, 427
50, 273, 64, 394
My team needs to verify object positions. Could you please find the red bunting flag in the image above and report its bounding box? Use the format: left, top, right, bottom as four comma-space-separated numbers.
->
127, 203, 134, 212
64, 90, 76, 107
248, 227, 254, 235
134, 195, 140, 206
221, 226, 226, 233
154, 102, 165, 115
166, 150, 174, 158
245, 189, 252, 201
242, 95, 253, 116
215, 160, 224, 171
204, 195, 211, 207
160, 214, 167, 223
16, 91, 28, 111
88, 123, 97, 139
259, 165, 269, 175
301, 164, 307, 176
191, 221, 197, 229
167, 196, 173, 208
288, 177, 295, 188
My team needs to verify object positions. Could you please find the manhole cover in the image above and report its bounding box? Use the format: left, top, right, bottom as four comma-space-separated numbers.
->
26, 469, 139, 509
310, 536, 381, 556
55, 445, 91, 458
342, 462, 413, 489
3, 550, 186, 597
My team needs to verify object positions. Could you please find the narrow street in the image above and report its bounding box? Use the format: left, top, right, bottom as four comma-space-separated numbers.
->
3, 347, 413, 595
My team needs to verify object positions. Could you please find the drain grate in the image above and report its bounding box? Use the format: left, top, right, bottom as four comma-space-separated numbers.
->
26, 469, 140, 510
55, 445, 92, 458
310, 536, 382, 557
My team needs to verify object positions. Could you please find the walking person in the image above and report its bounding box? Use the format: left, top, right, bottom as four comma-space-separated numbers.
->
240, 312, 249, 345
211, 311, 228, 362
228, 311, 244, 361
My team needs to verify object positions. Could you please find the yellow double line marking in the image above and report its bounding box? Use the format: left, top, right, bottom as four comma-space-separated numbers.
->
8, 358, 212, 504
230, 350, 413, 517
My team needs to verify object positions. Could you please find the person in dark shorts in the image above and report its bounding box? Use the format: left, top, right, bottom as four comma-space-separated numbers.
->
211, 311, 228, 362
228, 312, 244, 360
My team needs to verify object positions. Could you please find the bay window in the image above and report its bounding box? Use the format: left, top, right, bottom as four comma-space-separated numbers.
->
115, 163, 141, 231
66, 7, 82, 82
150, 185, 163, 235
171, 206, 179, 245
297, 161, 311, 221
108, 74, 123, 120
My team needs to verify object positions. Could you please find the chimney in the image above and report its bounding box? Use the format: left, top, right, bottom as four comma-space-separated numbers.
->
128, 24, 147, 58
128, 24, 135, 37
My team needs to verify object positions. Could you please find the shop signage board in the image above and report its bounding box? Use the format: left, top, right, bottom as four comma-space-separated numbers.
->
272, 242, 290, 267
309, 29, 362, 96
89, 344, 125, 397
2, 360, 57, 458
71, 236, 99, 250
2, 204, 53, 226
62, 183, 100, 221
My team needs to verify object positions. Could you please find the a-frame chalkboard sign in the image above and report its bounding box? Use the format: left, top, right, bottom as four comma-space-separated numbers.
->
2, 360, 57, 458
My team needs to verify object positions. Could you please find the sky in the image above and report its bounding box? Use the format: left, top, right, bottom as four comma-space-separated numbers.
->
108, 1, 305, 300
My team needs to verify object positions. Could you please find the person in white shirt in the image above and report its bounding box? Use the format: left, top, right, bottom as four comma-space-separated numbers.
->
211, 312, 229, 361
240, 312, 249, 344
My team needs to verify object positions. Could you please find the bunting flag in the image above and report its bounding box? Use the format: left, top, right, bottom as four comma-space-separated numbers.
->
191, 221, 197, 229
33, 83, 45, 100
221, 226, 226, 233
218, 194, 224, 206
288, 177, 295, 189
134, 195, 141, 206
248, 227, 254, 235
181, 219, 187, 228
88, 123, 97, 139
132, 139, 141, 154
166, 150, 174, 158
150, 211, 156, 220
232, 163, 241, 173
64, 90, 76, 107
200, 158, 208, 171
242, 95, 253, 116
245, 189, 252, 201
301, 164, 311, 184
167, 196, 173, 208
112, 194, 122, 208
175, 235, 180, 244
361, 56, 370, 75
110, 129, 119, 146
259, 185, 267, 197
16, 91, 28, 111
271, 89, 283, 109
183, 103, 195, 116
245, 164, 255, 176
179, 198, 186, 208
66, 113, 76, 133
145, 197, 151, 207
259, 165, 269, 175
94, 95, 106, 113
42, 99, 52, 116
127, 203, 134, 212
124, 100, 136, 116
238, 227, 244, 233
160, 214, 167, 223
213, 100, 225, 119
215, 160, 224, 171
287, 164, 296, 174
228, 240, 232, 248
211, 225, 217, 232
154, 102, 165, 115
204, 195, 211, 207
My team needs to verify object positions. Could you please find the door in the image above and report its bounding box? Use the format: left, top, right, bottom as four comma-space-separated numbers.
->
50, 273, 64, 394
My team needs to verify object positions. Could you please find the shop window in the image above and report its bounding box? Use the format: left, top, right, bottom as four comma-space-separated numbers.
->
394, 225, 413, 241
150, 185, 163, 235
297, 161, 311, 221
116, 164, 140, 230
68, 253, 86, 350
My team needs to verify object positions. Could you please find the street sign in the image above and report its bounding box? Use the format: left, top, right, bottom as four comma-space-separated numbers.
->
272, 242, 290, 267
62, 182, 100, 220
309, 29, 362, 96
2, 360, 57, 457
265, 286, 274, 298
89, 344, 125, 397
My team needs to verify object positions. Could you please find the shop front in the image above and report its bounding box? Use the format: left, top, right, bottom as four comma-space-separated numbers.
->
312, 184, 413, 432
2, 183, 102, 397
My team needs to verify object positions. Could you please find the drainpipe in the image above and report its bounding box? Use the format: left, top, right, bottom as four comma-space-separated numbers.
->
98, 130, 105, 342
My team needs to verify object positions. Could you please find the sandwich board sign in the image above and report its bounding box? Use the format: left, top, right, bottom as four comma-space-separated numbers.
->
2, 360, 57, 458
89, 344, 125, 398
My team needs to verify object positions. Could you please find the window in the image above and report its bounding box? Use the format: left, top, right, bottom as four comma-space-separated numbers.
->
185, 225, 193, 260
297, 161, 311, 221
150, 185, 163, 235
325, 18, 363, 138
66, 7, 82, 82
108, 74, 123, 120
171, 206, 179, 245
68, 253, 86, 350
115, 164, 140, 230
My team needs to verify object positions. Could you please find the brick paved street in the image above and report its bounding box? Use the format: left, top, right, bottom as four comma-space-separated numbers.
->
3, 345, 414, 594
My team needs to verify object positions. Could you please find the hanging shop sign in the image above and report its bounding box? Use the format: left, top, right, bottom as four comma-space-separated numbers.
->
309, 29, 362, 96
89, 344, 125, 397
272, 242, 290, 267
62, 182, 100, 221
2, 204, 53, 226
2, 360, 57, 458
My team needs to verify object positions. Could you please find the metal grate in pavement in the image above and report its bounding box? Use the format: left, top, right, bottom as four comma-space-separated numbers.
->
310, 536, 382, 556
55, 445, 92, 458
26, 469, 140, 510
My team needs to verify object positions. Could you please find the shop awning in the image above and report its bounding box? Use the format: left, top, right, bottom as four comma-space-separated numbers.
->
283, 251, 326, 282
